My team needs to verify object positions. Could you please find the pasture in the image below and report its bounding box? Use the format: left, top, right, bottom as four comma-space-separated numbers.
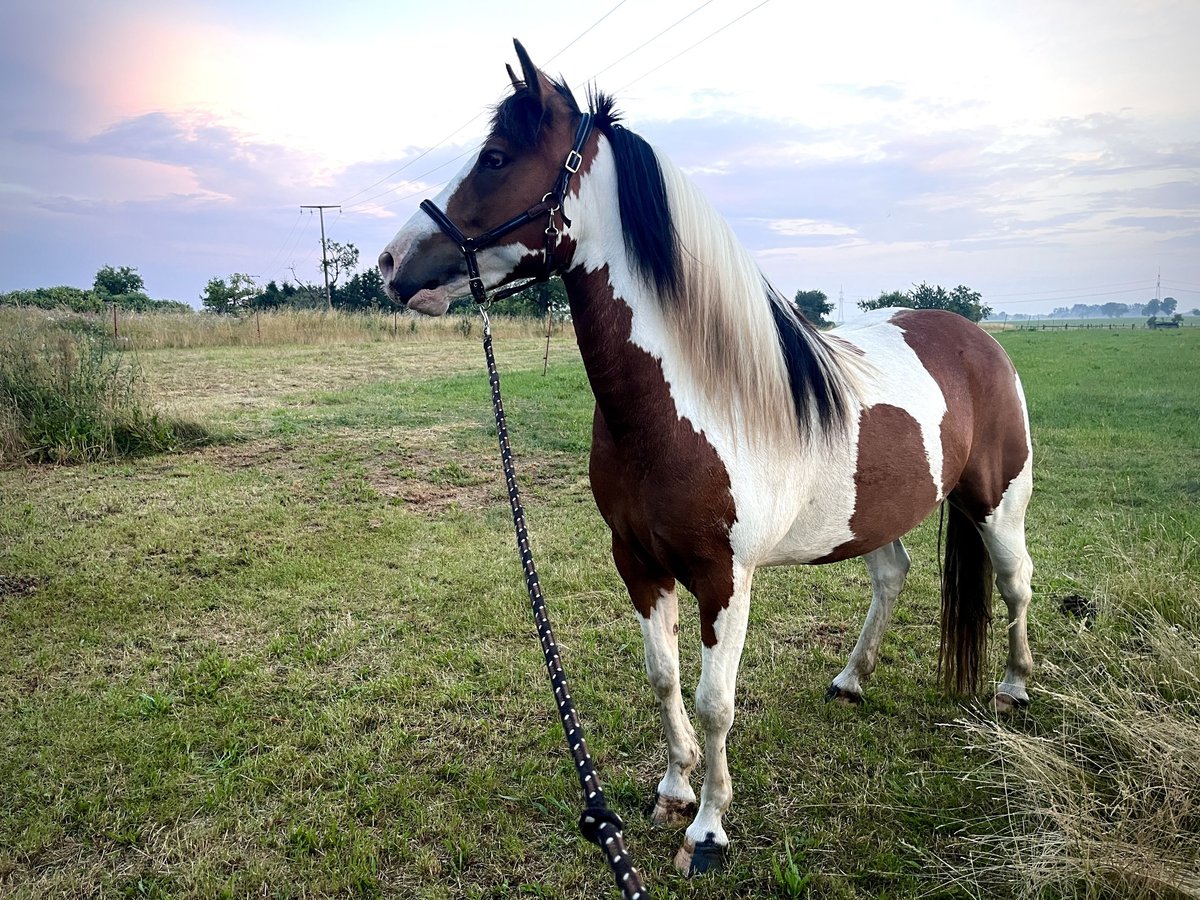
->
1, 315, 1197, 898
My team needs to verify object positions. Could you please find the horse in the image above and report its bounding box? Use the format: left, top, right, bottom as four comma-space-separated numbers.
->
378, 40, 1034, 875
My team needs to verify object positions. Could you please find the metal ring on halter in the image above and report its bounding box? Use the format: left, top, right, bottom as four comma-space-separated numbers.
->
542, 192, 561, 237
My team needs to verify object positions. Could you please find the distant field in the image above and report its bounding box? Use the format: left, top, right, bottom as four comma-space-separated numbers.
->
1, 322, 1196, 898
986, 316, 1199, 331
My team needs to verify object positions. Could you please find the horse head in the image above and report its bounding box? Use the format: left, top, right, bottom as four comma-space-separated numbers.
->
378, 40, 586, 315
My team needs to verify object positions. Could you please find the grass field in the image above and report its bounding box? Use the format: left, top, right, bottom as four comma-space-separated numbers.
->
1, 318, 1197, 898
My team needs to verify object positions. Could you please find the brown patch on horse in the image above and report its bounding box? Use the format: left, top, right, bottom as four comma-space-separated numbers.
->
891, 309, 1029, 519
813, 403, 938, 563
566, 264, 737, 647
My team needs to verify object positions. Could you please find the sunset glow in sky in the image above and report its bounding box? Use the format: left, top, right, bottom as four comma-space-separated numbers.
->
3, 0, 1198, 314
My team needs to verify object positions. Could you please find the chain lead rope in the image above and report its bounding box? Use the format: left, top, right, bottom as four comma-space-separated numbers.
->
479, 309, 646, 900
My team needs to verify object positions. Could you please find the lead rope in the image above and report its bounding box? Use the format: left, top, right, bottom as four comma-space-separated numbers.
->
478, 308, 646, 899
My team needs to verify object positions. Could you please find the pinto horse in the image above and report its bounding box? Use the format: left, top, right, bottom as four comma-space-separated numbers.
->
379, 40, 1034, 875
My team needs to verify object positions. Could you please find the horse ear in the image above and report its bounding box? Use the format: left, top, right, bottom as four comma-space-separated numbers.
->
513, 39, 544, 105
506, 64, 522, 90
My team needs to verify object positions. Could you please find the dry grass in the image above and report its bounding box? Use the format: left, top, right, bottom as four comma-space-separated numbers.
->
82, 306, 564, 350
949, 519, 1200, 899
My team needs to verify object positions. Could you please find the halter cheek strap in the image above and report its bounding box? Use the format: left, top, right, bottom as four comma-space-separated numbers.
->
419, 112, 593, 307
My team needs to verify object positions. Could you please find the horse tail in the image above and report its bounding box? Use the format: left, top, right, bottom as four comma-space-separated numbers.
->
938, 500, 994, 694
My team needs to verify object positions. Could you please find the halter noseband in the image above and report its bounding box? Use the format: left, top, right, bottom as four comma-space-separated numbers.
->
419, 112, 593, 307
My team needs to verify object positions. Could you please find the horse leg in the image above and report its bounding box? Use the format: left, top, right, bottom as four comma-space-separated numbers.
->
675, 563, 753, 875
827, 539, 911, 704
611, 537, 700, 827
977, 464, 1034, 712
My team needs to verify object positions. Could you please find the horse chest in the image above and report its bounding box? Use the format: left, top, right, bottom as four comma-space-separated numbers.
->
588, 403, 738, 578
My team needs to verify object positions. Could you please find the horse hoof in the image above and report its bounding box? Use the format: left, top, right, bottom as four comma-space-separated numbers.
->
992, 691, 1029, 714
824, 684, 863, 706
648, 792, 697, 828
674, 835, 726, 875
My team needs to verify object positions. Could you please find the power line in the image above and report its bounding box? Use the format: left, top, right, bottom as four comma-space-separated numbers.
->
337, 113, 488, 206
300, 205, 340, 309
335, 0, 751, 214
272, 211, 315, 286
261, 209, 304, 283
336, 0, 632, 209
990, 287, 1157, 305
583, 0, 717, 84
343, 145, 478, 214
545, 0, 630, 65
986, 278, 1150, 298
615, 0, 775, 94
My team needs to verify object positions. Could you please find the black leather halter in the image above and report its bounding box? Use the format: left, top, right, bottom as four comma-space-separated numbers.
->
419, 113, 593, 307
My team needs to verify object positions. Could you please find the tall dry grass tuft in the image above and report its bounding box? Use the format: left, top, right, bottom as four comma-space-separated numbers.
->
947, 518, 1200, 899
0, 314, 215, 465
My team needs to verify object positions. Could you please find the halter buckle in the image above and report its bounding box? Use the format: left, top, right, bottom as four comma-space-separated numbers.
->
564, 150, 583, 174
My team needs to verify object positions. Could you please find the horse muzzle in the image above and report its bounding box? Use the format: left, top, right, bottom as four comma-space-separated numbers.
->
378, 235, 465, 313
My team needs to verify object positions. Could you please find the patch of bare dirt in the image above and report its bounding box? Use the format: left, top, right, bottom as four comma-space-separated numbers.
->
199, 437, 304, 472
0, 574, 40, 600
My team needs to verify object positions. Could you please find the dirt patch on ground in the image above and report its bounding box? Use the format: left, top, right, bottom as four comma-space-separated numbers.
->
198, 437, 305, 473
0, 574, 40, 600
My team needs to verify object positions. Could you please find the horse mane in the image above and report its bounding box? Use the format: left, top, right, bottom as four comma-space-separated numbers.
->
494, 80, 860, 443
590, 90, 859, 442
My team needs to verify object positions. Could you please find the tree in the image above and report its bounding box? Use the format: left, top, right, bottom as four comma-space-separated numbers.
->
93, 264, 145, 297
321, 240, 360, 291
201, 273, 259, 315
859, 290, 912, 312
333, 268, 389, 311
1144, 298, 1161, 317
1101, 302, 1129, 318
858, 283, 991, 322
793, 289, 834, 327
257, 280, 298, 310
1161, 296, 1177, 315
92, 264, 157, 309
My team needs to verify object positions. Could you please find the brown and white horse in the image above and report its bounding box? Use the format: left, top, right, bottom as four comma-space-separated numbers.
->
378, 41, 1034, 875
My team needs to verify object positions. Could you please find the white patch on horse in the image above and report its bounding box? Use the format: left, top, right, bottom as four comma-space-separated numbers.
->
637, 588, 700, 814
836, 308, 948, 499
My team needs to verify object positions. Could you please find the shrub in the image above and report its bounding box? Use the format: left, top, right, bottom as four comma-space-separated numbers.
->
0, 322, 213, 465
0, 286, 104, 313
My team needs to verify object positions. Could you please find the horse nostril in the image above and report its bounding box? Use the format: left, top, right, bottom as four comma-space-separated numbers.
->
378, 250, 395, 282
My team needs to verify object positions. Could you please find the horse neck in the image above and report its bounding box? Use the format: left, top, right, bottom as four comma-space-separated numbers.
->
561, 262, 673, 442
561, 141, 817, 450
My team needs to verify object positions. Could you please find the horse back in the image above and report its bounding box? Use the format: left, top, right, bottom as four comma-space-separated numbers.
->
847, 308, 1030, 523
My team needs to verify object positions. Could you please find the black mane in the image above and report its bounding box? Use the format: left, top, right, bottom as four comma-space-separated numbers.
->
590, 91, 681, 301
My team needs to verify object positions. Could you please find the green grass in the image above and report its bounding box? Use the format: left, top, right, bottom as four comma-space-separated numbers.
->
0, 326, 1196, 897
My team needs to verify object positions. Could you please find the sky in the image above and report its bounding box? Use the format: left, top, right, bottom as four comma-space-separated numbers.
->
2, 0, 1198, 316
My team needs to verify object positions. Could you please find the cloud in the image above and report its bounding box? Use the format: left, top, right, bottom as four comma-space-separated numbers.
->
761, 218, 859, 238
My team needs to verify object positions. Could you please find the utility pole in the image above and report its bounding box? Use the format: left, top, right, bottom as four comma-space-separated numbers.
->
301, 205, 340, 310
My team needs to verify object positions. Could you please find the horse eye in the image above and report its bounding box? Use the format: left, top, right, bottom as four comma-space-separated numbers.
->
481, 150, 508, 170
